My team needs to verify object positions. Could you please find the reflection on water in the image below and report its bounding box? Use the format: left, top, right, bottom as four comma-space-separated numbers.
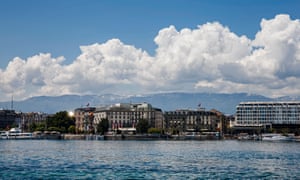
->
1, 140, 300, 179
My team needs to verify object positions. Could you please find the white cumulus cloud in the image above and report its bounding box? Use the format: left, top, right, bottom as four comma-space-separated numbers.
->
219, 14, 300, 96
0, 14, 300, 101
0, 53, 65, 99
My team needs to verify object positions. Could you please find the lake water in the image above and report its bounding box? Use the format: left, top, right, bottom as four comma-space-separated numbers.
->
1, 140, 300, 179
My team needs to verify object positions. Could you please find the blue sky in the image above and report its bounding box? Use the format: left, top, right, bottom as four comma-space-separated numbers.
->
1, 0, 300, 101
1, 0, 299, 68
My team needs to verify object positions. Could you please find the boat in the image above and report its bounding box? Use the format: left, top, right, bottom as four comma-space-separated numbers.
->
261, 134, 292, 141
237, 133, 261, 141
1, 128, 33, 140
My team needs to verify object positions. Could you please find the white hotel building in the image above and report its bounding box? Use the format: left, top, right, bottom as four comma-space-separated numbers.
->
235, 101, 300, 127
93, 103, 164, 131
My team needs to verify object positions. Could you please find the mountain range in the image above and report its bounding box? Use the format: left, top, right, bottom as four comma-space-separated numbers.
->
0, 92, 299, 115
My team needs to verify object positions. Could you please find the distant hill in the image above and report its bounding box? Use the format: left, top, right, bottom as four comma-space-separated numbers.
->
0, 93, 299, 115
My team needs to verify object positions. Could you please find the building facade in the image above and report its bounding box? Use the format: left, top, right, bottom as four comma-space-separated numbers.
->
164, 108, 219, 134
74, 107, 96, 133
0, 110, 18, 129
235, 101, 300, 127
20, 112, 48, 132
93, 103, 163, 132
75, 103, 163, 133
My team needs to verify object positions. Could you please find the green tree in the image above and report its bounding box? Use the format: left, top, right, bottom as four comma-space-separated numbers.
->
34, 122, 46, 131
148, 128, 161, 134
136, 119, 149, 134
29, 122, 37, 132
47, 126, 62, 132
68, 125, 76, 134
46, 111, 75, 133
97, 118, 109, 135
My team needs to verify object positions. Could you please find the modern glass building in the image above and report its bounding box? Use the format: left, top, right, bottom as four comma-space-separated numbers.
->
236, 102, 300, 126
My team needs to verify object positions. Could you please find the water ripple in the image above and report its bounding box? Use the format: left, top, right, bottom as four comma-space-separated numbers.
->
1, 140, 300, 179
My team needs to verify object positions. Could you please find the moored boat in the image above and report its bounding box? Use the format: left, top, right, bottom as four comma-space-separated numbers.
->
1, 128, 33, 140
262, 134, 292, 141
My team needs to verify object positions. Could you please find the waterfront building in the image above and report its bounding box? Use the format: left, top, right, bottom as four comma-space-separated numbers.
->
210, 109, 230, 134
153, 107, 165, 129
93, 103, 163, 132
0, 109, 18, 129
74, 107, 96, 133
19, 112, 48, 132
74, 102, 163, 133
164, 108, 219, 134
235, 101, 300, 129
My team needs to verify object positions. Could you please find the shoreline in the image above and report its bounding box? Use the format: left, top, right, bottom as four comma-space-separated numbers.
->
2, 133, 300, 142
63, 133, 222, 141
1, 133, 222, 140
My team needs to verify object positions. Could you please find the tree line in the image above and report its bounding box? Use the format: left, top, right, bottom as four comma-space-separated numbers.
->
29, 111, 76, 133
